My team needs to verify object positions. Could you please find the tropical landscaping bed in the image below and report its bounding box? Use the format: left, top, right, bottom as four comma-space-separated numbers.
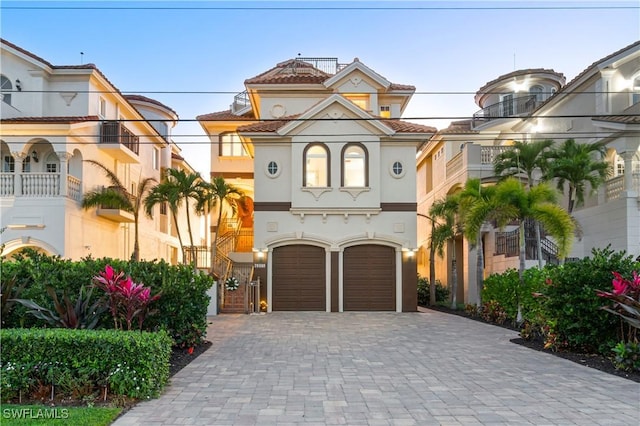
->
424, 304, 640, 383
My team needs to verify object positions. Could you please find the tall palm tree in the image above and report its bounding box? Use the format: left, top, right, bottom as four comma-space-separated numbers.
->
163, 169, 205, 249
429, 194, 462, 310
82, 160, 157, 261
458, 178, 498, 307
196, 176, 244, 275
494, 139, 554, 267
492, 178, 575, 322
144, 178, 185, 259
544, 139, 610, 213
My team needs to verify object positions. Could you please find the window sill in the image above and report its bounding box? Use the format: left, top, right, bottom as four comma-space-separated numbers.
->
301, 186, 332, 200
340, 187, 370, 200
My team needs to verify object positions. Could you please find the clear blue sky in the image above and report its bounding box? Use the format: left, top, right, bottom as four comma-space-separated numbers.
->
2, 1, 638, 176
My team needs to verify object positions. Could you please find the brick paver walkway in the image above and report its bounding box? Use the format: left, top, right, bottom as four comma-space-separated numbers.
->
113, 310, 640, 425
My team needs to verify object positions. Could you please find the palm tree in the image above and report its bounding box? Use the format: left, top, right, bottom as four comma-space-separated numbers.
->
458, 178, 498, 308
82, 160, 156, 261
196, 176, 244, 275
494, 139, 554, 267
544, 139, 610, 213
145, 168, 206, 265
144, 178, 185, 259
429, 194, 462, 310
492, 178, 575, 322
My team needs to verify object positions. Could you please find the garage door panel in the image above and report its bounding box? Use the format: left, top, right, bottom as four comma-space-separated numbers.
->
272, 245, 325, 311
344, 245, 395, 311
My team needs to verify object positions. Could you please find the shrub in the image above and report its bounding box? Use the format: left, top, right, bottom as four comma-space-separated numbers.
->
0, 251, 213, 346
611, 341, 640, 372
417, 275, 449, 306
0, 328, 172, 401
535, 247, 638, 354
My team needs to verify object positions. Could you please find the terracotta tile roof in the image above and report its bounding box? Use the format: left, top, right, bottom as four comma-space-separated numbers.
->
438, 120, 478, 134
236, 115, 436, 134
196, 109, 256, 121
124, 95, 178, 116
244, 58, 415, 90
592, 115, 640, 125
477, 68, 565, 95
237, 115, 301, 132
383, 119, 436, 133
389, 83, 416, 91
1, 115, 100, 124
245, 59, 331, 85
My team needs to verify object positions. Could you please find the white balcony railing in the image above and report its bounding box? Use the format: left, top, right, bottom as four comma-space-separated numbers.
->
21, 173, 60, 197
605, 174, 640, 201
0, 172, 14, 196
480, 146, 512, 164
0, 173, 81, 200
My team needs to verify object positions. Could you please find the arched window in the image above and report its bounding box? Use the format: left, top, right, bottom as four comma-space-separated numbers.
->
1, 75, 12, 105
342, 143, 368, 187
219, 132, 249, 157
529, 85, 544, 103
632, 75, 640, 105
304, 144, 329, 187
45, 152, 59, 173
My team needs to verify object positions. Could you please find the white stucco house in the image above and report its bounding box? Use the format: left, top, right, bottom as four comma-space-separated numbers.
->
417, 40, 640, 305
198, 58, 435, 312
0, 39, 201, 263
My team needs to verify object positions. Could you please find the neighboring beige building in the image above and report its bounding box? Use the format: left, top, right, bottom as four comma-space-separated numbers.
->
0, 39, 201, 263
417, 40, 640, 305
198, 58, 434, 312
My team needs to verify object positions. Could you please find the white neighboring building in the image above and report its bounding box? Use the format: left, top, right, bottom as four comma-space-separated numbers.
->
0, 39, 200, 262
417, 40, 640, 305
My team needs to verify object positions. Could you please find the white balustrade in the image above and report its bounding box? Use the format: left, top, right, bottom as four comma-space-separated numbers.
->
67, 175, 81, 201
0, 173, 14, 196
605, 175, 624, 201
20, 173, 60, 197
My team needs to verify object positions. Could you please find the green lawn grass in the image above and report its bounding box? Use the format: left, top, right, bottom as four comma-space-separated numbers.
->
0, 405, 121, 426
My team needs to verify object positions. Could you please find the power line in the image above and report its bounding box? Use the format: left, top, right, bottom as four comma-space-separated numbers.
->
0, 90, 631, 95
2, 4, 637, 11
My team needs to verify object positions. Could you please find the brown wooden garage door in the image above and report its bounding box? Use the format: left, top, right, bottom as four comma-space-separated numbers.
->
272, 245, 325, 311
343, 244, 395, 311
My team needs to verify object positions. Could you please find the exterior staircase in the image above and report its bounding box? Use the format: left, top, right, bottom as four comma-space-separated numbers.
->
494, 218, 560, 265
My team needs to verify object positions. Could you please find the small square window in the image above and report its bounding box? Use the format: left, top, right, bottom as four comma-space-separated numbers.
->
380, 105, 391, 118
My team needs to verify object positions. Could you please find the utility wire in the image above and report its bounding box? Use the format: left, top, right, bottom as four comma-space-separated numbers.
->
2, 4, 637, 11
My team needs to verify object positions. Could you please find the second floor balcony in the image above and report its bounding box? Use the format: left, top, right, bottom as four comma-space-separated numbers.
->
99, 121, 140, 163
472, 95, 539, 128
0, 172, 81, 201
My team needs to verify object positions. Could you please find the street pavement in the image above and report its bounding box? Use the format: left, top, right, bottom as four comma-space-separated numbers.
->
113, 310, 640, 425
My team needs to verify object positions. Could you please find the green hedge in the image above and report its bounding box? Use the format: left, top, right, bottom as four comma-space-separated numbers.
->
481, 247, 639, 354
0, 328, 172, 401
1, 250, 214, 347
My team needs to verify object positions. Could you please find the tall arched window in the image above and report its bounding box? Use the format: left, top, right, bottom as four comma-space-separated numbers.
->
342, 143, 368, 187
1, 75, 12, 105
304, 144, 329, 187
529, 85, 544, 103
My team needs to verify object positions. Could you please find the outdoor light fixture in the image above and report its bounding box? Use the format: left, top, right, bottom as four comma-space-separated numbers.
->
31, 150, 39, 162
15, 79, 22, 91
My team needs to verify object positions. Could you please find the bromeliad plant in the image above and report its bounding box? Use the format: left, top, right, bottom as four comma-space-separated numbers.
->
597, 271, 640, 331
92, 265, 161, 331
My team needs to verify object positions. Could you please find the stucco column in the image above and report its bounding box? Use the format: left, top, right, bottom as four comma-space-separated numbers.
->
267, 248, 273, 313
325, 248, 331, 313
338, 248, 344, 312
621, 151, 636, 195
56, 151, 72, 197
396, 248, 402, 312
11, 151, 25, 196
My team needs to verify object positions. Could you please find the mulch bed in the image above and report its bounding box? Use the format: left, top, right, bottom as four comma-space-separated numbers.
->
423, 305, 640, 383
169, 341, 212, 377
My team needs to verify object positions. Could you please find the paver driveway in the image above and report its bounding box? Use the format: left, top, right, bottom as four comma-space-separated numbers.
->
113, 310, 640, 425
